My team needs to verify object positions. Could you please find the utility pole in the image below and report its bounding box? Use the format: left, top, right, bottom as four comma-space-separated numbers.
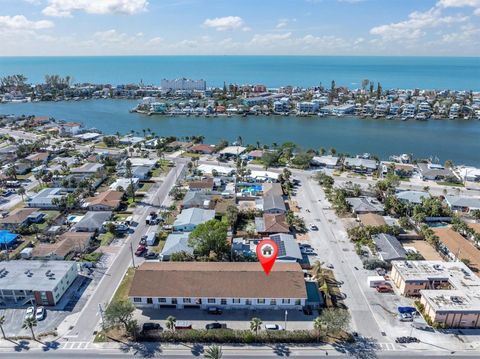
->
284, 310, 288, 331
98, 303, 105, 330
130, 242, 136, 268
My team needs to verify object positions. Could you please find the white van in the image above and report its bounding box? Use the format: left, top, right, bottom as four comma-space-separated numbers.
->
146, 232, 156, 246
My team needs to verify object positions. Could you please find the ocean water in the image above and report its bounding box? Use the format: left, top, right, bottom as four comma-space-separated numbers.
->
1, 99, 480, 166
1, 56, 479, 90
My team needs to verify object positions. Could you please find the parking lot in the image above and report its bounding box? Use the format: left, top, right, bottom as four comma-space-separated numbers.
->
135, 307, 317, 331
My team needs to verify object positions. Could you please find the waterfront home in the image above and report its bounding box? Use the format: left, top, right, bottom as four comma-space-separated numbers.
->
444, 195, 480, 213
0, 260, 78, 306
343, 157, 378, 174
190, 144, 216, 155
73, 211, 112, 232
456, 166, 480, 183
128, 262, 307, 310
59, 122, 82, 136
381, 162, 415, 177
218, 146, 247, 159
74, 132, 102, 142
83, 190, 124, 211
449, 103, 461, 119
417, 163, 455, 181
0, 208, 44, 230
395, 190, 430, 205
311, 155, 340, 169
372, 233, 406, 262
27, 188, 66, 209
119, 135, 144, 145
243, 149, 264, 161
401, 104, 416, 118
347, 197, 384, 215
159, 233, 193, 261
333, 104, 355, 116
273, 98, 290, 113
296, 101, 319, 114
31, 231, 93, 260
255, 213, 290, 235
172, 208, 215, 232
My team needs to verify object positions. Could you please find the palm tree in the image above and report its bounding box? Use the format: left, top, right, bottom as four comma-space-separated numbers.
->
313, 316, 323, 342
250, 317, 262, 335
22, 317, 37, 341
0, 315, 6, 340
312, 260, 325, 285
204, 345, 222, 359
17, 187, 26, 201
165, 316, 176, 332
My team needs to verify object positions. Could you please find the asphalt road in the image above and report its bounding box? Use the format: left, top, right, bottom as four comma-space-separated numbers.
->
65, 161, 185, 341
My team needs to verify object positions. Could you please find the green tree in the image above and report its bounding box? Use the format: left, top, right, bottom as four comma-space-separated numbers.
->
17, 187, 26, 201
318, 309, 350, 337
250, 317, 263, 335
189, 220, 230, 260
313, 316, 324, 342
204, 345, 223, 359
312, 260, 325, 285
291, 152, 313, 169
165, 316, 176, 332
105, 300, 135, 332
22, 317, 38, 341
225, 205, 239, 230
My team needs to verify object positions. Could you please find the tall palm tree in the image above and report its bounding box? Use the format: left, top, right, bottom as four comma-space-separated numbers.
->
312, 260, 325, 285
0, 315, 7, 340
204, 345, 222, 359
22, 317, 38, 341
17, 187, 26, 201
250, 317, 262, 335
165, 316, 176, 332
313, 317, 323, 342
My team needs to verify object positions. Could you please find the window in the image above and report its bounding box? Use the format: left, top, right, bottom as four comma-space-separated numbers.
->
232, 298, 241, 304
257, 299, 265, 304
295, 299, 301, 305
147, 298, 153, 304
246, 299, 252, 305
207, 298, 216, 304
183, 298, 192, 303
282, 299, 290, 304
158, 298, 167, 303
220, 298, 227, 305
133, 297, 142, 303
270, 299, 276, 305
172, 298, 177, 304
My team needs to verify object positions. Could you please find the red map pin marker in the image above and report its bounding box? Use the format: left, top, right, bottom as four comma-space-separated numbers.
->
256, 239, 278, 276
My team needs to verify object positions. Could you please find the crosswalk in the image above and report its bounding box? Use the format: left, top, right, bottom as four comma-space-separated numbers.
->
60, 342, 90, 350
378, 342, 396, 351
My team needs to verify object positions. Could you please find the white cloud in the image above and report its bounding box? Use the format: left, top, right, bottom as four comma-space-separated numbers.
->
370, 7, 468, 40
475, 8, 480, 14
42, 0, 148, 17
0, 15, 54, 31
276, 18, 296, 29
250, 32, 292, 46
438, 0, 480, 7
203, 16, 244, 31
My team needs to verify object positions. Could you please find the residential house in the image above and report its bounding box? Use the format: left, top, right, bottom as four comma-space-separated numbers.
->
188, 178, 214, 192
396, 190, 430, 205
131, 165, 152, 180
25, 152, 49, 165
190, 144, 216, 155
181, 191, 212, 210
160, 233, 193, 261
60, 122, 82, 136
218, 146, 247, 160
343, 157, 378, 173
418, 163, 455, 181
445, 196, 480, 213
71, 162, 105, 176
311, 155, 340, 169
267, 233, 302, 262
129, 262, 307, 310
73, 211, 112, 232
31, 232, 93, 260
173, 208, 215, 232
110, 178, 139, 191
0, 208, 44, 229
346, 197, 384, 215
372, 233, 407, 262
83, 190, 124, 211
255, 214, 290, 235
27, 188, 66, 209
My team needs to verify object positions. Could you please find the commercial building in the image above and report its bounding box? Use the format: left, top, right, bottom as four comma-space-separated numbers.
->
391, 260, 480, 328
129, 262, 307, 310
0, 260, 78, 306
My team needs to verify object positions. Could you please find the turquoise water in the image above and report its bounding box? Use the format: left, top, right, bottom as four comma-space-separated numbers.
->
1, 99, 479, 166
1, 56, 479, 89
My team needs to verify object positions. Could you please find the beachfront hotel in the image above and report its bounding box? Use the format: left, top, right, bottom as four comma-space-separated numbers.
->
160, 78, 206, 91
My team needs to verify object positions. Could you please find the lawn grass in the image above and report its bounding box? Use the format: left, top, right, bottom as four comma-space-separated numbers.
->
150, 232, 167, 253
138, 181, 154, 192
437, 181, 464, 187
9, 235, 35, 259
98, 232, 115, 246
250, 159, 264, 166
111, 267, 135, 303
31, 183, 48, 193
37, 210, 61, 230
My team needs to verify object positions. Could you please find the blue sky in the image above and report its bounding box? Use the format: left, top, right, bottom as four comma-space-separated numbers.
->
1, 0, 479, 56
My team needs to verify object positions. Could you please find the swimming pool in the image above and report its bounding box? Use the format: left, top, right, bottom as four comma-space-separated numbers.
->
427, 222, 449, 228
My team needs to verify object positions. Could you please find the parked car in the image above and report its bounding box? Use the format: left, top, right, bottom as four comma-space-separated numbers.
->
25, 306, 35, 319
395, 336, 419, 343
265, 324, 284, 331
376, 268, 387, 276
139, 236, 147, 245
175, 321, 192, 330
144, 252, 159, 260
398, 313, 414, 322
376, 285, 393, 293
35, 306, 46, 321
326, 263, 334, 269
135, 245, 147, 256
205, 323, 227, 330
142, 322, 162, 332
207, 307, 223, 315
309, 224, 319, 231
